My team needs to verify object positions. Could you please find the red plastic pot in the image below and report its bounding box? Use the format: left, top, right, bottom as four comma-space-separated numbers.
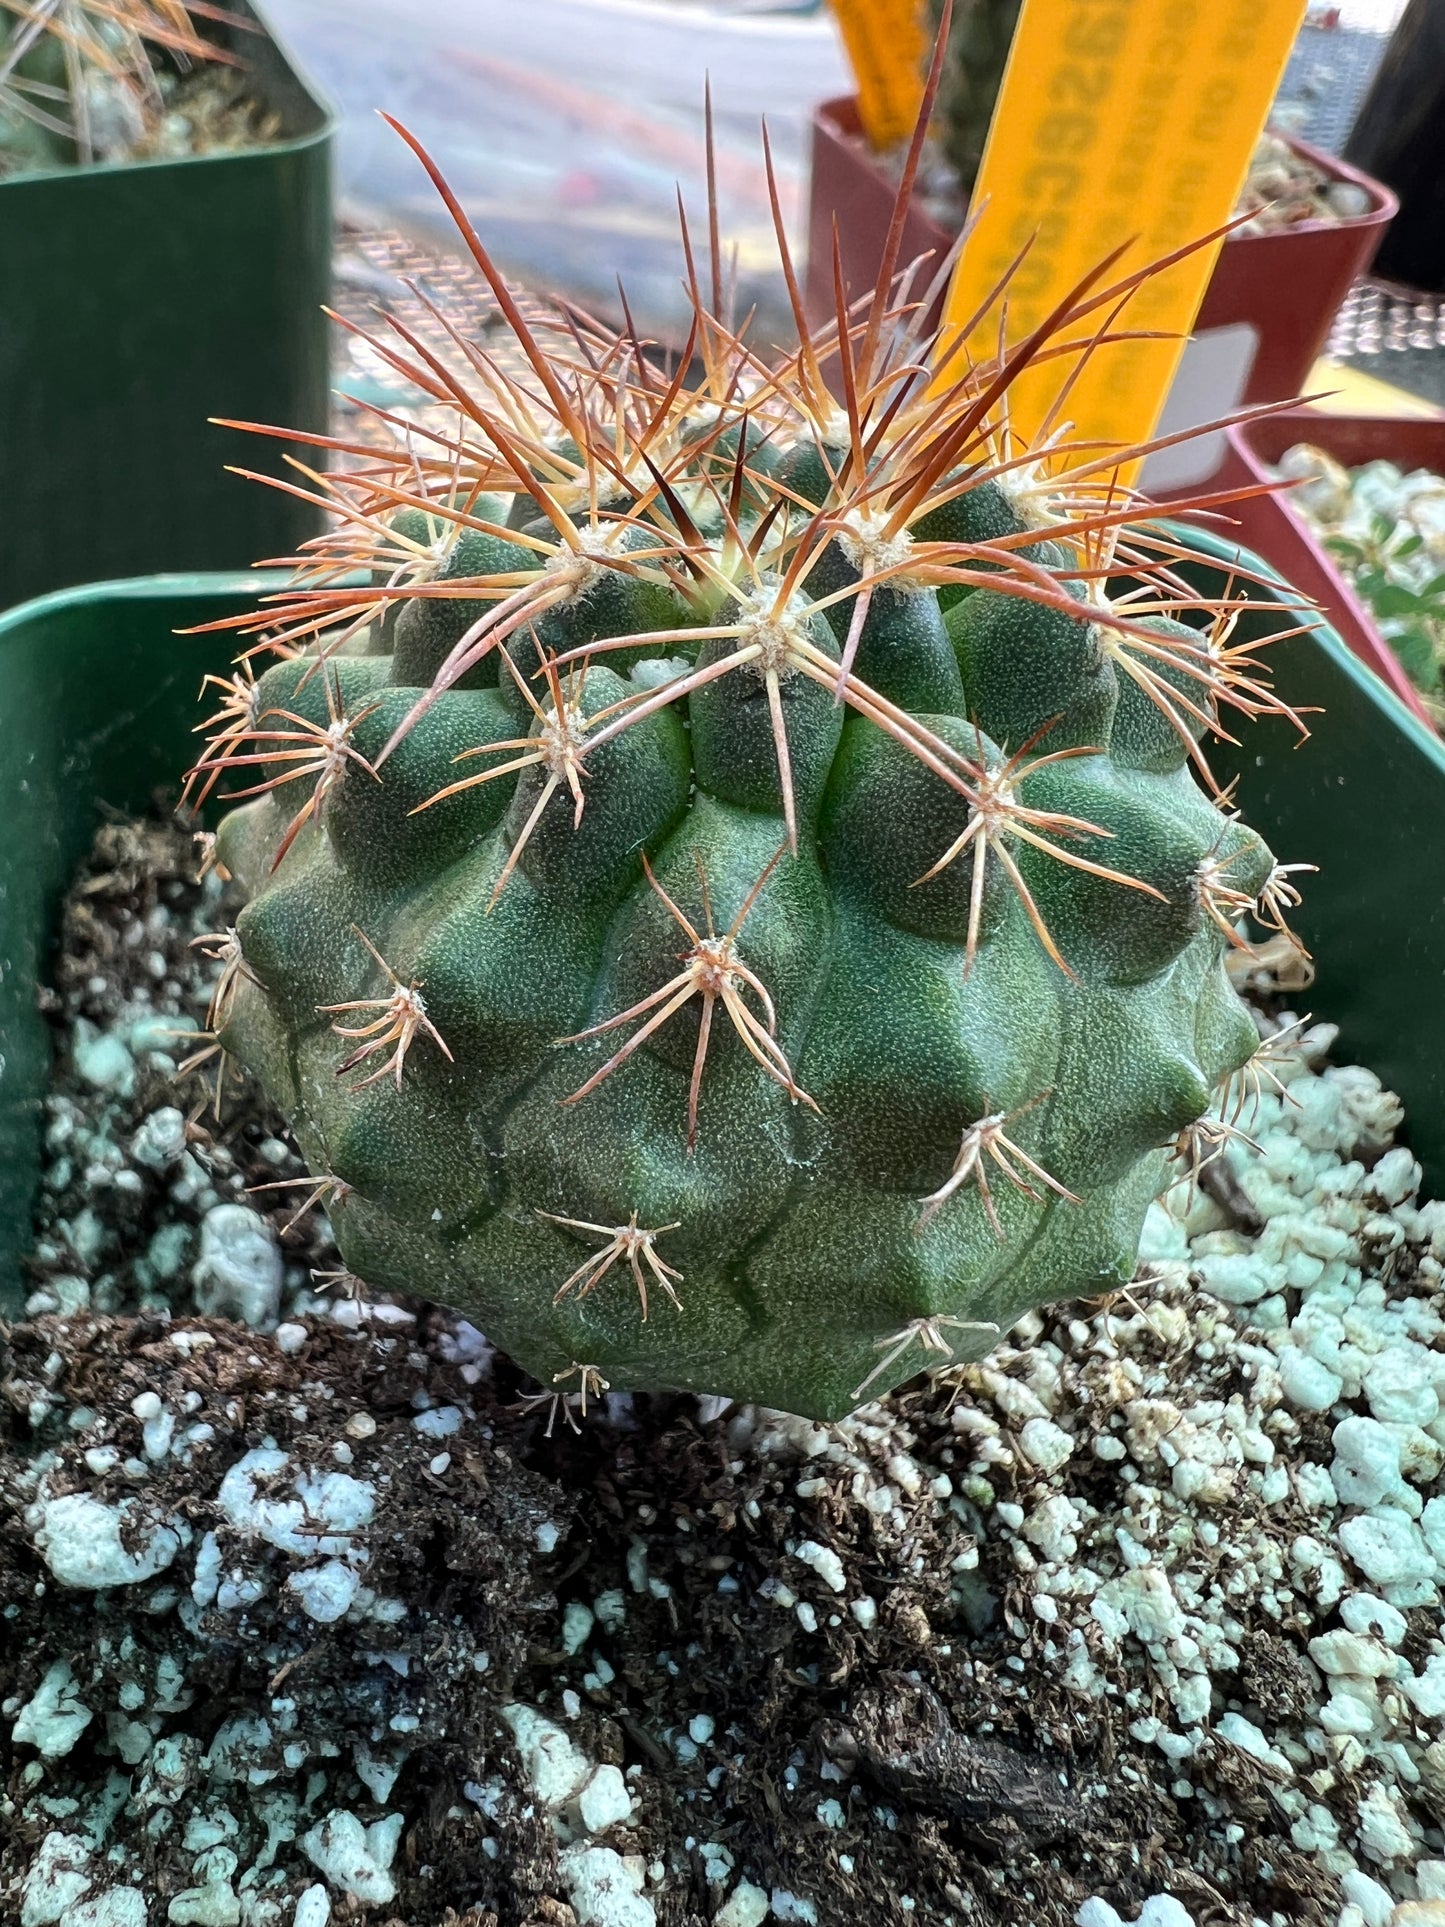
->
807, 99, 1396, 408
1193, 137, 1396, 406
806, 97, 951, 337
1217, 407, 1444, 728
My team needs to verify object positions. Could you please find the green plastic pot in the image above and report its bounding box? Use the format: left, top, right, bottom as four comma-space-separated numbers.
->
1183, 523, 1445, 1196
0, 574, 267, 1309
0, 3, 333, 611
2, 553, 1443, 1314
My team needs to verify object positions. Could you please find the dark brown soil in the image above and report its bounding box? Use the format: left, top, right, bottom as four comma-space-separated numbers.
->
0, 816, 1365, 1927
0, 1306, 1300, 1927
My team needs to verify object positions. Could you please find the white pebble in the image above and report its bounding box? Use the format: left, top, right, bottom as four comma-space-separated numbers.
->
274, 1323, 308, 1356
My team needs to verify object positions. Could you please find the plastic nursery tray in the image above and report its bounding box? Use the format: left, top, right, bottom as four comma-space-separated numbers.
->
1217, 408, 1445, 730
5, 558, 1445, 1316
805, 98, 1395, 408
0, 2, 335, 610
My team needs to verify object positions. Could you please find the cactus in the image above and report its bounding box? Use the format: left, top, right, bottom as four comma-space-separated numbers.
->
0, 0, 230, 170
927, 0, 1021, 199
189, 116, 1306, 1422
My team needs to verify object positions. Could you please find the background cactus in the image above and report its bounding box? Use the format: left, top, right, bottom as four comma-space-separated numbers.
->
926, 0, 1021, 199
0, 0, 235, 171
192, 119, 1303, 1422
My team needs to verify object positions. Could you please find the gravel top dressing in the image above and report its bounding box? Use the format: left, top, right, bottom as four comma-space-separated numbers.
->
4, 816, 1445, 1927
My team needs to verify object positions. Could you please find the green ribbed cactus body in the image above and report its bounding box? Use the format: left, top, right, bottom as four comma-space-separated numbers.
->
215, 478, 1268, 1420
928, 0, 1023, 200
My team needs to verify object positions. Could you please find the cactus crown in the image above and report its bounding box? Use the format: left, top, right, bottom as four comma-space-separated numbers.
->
187, 103, 1307, 1421
0, 0, 234, 167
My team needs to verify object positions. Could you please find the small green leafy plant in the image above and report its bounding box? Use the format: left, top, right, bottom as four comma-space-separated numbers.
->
1276, 442, 1445, 722
1323, 513, 1445, 712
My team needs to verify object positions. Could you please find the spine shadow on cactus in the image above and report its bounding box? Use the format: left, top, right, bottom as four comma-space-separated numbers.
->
186, 100, 1312, 1421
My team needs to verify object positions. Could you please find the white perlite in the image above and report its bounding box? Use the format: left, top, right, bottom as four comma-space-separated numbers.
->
715, 1883, 770, 1927
558, 1845, 656, 1927
292, 1890, 330, 1927
576, 1764, 634, 1835
1075, 1899, 1195, 1927
793, 1539, 846, 1593
217, 1450, 375, 1556
287, 1560, 362, 1625
190, 1203, 283, 1330
11, 1659, 92, 1759
70, 1895, 148, 1927
18, 1005, 1445, 1920
298, 1810, 402, 1906
32, 1491, 185, 1589
1017, 1415, 1074, 1472
500, 1703, 592, 1809
20, 1832, 94, 1927
499, 1703, 635, 1839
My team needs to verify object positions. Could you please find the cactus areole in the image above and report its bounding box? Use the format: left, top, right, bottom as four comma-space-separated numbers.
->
190, 114, 1307, 1421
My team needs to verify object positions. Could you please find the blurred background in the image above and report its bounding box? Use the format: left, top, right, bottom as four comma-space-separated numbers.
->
261, 0, 1411, 347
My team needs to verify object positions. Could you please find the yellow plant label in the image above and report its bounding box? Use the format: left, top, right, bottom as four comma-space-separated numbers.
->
829, 0, 929, 151
933, 0, 1306, 471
